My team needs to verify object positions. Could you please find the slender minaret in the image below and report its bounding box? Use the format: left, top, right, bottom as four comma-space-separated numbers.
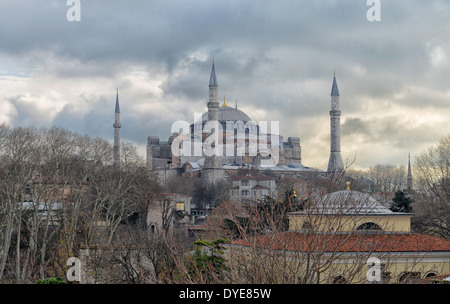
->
407, 153, 413, 192
113, 88, 121, 170
327, 73, 344, 173
202, 60, 224, 185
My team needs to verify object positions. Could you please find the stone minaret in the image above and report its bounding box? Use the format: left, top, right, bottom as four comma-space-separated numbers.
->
113, 89, 121, 170
407, 153, 413, 192
327, 73, 344, 173
202, 60, 224, 185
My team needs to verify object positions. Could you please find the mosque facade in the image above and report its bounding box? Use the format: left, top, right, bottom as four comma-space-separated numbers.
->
143, 61, 337, 182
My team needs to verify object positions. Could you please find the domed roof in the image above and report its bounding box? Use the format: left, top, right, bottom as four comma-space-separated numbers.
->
201, 106, 252, 123
190, 105, 259, 135
312, 190, 394, 215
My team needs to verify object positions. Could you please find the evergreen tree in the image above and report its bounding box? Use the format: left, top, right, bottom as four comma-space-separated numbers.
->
390, 190, 413, 213
187, 238, 229, 283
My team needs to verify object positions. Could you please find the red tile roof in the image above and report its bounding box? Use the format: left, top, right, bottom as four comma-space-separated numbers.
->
420, 274, 450, 284
232, 232, 450, 253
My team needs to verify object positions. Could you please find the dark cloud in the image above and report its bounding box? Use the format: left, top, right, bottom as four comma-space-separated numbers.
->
342, 117, 371, 137
0, 0, 450, 169
52, 95, 111, 138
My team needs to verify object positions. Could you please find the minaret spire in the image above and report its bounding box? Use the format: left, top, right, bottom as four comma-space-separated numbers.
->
115, 88, 120, 113
407, 153, 413, 192
113, 89, 121, 170
203, 59, 224, 185
209, 59, 218, 87
327, 73, 344, 174
331, 73, 340, 96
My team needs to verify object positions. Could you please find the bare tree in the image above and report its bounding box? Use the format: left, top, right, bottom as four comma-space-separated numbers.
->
0, 126, 43, 282
0, 125, 162, 283
347, 164, 406, 194
413, 134, 450, 239
192, 178, 230, 209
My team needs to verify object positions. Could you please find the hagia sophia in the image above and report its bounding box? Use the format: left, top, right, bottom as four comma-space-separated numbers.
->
139, 61, 344, 185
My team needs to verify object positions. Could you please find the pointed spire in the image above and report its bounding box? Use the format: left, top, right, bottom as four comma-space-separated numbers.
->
115, 88, 120, 113
331, 73, 340, 96
113, 88, 121, 172
209, 59, 218, 87
408, 153, 412, 179
235, 99, 237, 110
407, 153, 413, 192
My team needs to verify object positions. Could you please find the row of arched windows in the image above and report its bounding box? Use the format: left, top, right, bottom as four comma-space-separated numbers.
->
301, 221, 384, 231
327, 271, 440, 284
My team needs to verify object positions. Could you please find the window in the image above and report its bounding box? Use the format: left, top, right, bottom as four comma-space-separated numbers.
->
424, 271, 438, 278
398, 272, 420, 284
176, 202, 184, 211
356, 222, 382, 231
241, 180, 249, 186
332, 275, 346, 284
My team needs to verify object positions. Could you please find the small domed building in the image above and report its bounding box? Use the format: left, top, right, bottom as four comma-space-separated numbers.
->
230, 185, 450, 284
288, 186, 412, 233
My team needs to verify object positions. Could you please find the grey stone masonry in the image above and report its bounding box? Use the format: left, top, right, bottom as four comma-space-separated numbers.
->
284, 137, 301, 162
147, 136, 174, 170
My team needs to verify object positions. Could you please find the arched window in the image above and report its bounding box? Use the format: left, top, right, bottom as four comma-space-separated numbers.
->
356, 222, 383, 231
424, 271, 439, 278
332, 275, 346, 284
398, 272, 420, 283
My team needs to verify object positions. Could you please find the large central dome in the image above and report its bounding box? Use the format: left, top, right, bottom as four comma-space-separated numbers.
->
190, 105, 259, 135
201, 106, 252, 123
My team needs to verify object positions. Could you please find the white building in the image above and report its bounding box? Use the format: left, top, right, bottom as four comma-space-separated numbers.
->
229, 175, 278, 201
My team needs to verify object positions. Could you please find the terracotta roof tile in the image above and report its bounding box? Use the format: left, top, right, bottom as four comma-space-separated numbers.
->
232, 232, 450, 253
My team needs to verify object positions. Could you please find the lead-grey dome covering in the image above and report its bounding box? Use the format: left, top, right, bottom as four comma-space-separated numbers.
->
201, 106, 252, 123
306, 190, 396, 215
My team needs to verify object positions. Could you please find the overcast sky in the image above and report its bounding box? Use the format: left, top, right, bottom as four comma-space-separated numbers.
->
0, 0, 449, 170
